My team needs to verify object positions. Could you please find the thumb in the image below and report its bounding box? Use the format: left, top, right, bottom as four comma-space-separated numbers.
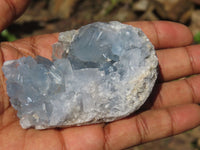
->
0, 0, 30, 32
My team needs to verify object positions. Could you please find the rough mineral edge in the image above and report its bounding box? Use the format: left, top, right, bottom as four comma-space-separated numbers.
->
50, 22, 158, 128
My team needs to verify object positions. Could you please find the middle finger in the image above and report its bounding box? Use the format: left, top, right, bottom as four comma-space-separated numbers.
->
157, 45, 200, 82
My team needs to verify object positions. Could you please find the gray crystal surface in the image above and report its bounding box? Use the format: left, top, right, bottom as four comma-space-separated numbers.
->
2, 21, 158, 129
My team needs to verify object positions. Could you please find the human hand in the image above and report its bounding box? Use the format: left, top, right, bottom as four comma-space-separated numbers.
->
0, 1, 200, 150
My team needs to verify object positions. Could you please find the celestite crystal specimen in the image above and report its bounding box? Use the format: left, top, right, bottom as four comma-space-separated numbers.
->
2, 21, 158, 129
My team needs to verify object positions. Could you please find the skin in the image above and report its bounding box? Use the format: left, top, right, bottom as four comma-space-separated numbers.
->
0, 1, 200, 150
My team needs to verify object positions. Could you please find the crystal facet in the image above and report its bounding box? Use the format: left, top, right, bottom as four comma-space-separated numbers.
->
2, 21, 158, 129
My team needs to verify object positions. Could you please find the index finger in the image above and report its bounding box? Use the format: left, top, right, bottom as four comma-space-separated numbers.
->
126, 21, 193, 49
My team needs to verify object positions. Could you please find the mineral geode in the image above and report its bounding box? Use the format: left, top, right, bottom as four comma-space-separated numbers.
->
2, 21, 158, 129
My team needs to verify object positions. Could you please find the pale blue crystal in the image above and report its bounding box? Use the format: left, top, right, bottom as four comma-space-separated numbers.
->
3, 21, 158, 129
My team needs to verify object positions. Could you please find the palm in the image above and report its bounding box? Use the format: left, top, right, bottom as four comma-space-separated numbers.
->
0, 22, 200, 150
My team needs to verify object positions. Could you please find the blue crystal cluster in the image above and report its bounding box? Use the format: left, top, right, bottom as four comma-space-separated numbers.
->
2, 21, 158, 129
